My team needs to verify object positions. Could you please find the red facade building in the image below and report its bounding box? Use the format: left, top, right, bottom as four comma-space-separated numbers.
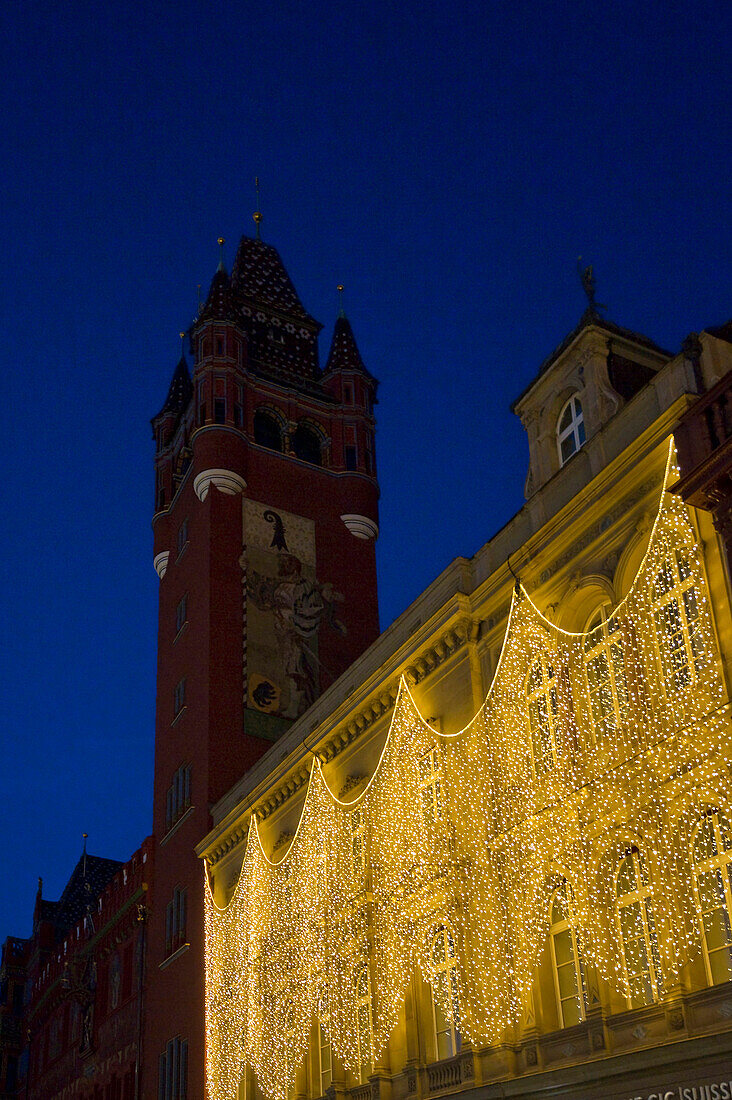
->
13, 839, 152, 1100
144, 232, 382, 1098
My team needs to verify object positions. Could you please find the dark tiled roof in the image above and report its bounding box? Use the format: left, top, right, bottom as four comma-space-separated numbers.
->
197, 266, 238, 324
510, 308, 672, 412
230, 236, 318, 327
52, 855, 123, 936
153, 357, 193, 422
323, 316, 375, 382
705, 320, 732, 344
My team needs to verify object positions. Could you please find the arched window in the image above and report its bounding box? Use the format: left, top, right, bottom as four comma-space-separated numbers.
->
353, 960, 373, 1083
556, 395, 586, 466
549, 881, 588, 1027
429, 925, 461, 1060
253, 409, 283, 452
692, 811, 732, 985
615, 848, 662, 1007
527, 656, 560, 776
652, 548, 701, 692
292, 422, 322, 466
584, 605, 629, 743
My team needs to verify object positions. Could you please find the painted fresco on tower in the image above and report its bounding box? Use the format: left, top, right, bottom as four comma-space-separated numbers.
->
243, 500, 346, 719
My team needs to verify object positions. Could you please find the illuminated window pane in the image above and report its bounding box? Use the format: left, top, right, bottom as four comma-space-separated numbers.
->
550, 883, 588, 1027
527, 657, 561, 775
652, 549, 702, 692
429, 926, 461, 1061
615, 850, 661, 1007
693, 814, 732, 986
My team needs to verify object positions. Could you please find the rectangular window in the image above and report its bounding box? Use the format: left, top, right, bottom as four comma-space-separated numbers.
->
158, 1037, 188, 1100
174, 679, 186, 717
165, 888, 187, 957
354, 960, 373, 1083
234, 404, 243, 428
166, 764, 191, 832
318, 1021, 332, 1095
418, 747, 443, 824
175, 595, 187, 636
214, 398, 226, 424
215, 336, 224, 356
344, 383, 354, 404
176, 519, 189, 558
345, 445, 357, 471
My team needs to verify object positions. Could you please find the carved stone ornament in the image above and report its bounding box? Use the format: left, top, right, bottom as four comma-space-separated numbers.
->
461, 1051, 475, 1080
193, 468, 247, 501
525, 1045, 538, 1066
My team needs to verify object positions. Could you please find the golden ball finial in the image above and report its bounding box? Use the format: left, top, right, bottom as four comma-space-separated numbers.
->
337, 284, 344, 293
217, 237, 225, 247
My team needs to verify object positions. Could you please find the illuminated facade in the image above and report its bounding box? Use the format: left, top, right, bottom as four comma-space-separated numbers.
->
200, 312, 732, 1100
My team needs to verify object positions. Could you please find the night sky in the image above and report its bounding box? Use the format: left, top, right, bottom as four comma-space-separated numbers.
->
1, 0, 730, 940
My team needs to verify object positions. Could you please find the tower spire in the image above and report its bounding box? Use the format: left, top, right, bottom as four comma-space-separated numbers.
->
253, 177, 263, 239
217, 236, 226, 272
337, 284, 345, 319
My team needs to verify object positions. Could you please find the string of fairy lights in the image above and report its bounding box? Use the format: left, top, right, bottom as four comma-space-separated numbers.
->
205, 440, 732, 1100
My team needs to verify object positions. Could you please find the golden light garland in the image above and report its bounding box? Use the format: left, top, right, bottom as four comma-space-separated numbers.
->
205, 439, 732, 1100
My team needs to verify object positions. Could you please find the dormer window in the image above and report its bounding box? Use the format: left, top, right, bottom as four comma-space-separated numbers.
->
557, 395, 586, 466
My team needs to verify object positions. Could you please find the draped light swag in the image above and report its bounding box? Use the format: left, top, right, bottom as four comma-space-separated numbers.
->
205, 441, 732, 1100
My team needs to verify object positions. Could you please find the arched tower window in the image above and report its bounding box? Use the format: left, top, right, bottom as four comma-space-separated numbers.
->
549, 881, 588, 1027
557, 395, 586, 466
615, 848, 662, 1007
692, 811, 732, 985
292, 422, 322, 466
527, 656, 560, 776
429, 925, 461, 1060
253, 409, 283, 452
652, 548, 701, 692
584, 605, 628, 743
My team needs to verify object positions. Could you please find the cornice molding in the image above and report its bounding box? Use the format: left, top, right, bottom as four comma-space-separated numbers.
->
193, 468, 247, 501
153, 551, 169, 579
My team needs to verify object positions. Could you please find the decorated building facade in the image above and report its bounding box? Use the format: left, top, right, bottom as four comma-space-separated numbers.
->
199, 306, 732, 1100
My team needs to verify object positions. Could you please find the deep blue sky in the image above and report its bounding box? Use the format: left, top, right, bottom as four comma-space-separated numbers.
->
1, 0, 730, 939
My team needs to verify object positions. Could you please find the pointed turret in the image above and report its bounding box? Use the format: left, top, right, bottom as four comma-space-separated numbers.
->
195, 264, 238, 325
155, 355, 193, 421
324, 313, 375, 381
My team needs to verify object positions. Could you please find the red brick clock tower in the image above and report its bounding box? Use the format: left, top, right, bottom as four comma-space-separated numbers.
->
144, 232, 380, 1098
